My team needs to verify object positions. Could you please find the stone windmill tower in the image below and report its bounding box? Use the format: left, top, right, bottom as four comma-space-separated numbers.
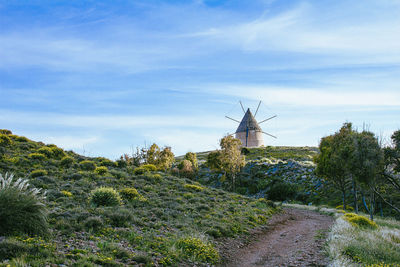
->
226, 101, 277, 147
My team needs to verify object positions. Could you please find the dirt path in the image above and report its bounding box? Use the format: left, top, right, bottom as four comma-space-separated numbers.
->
219, 207, 334, 267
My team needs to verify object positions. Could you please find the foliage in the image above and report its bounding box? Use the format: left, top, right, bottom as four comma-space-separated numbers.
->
184, 184, 204, 192
0, 129, 12, 135
184, 152, 198, 171
30, 169, 48, 178
267, 180, 297, 201
61, 190, 73, 197
28, 153, 46, 160
60, 156, 74, 167
176, 237, 220, 264
0, 173, 48, 236
89, 187, 122, 207
119, 187, 145, 201
336, 205, 354, 211
0, 134, 12, 146
94, 166, 108, 175
133, 164, 157, 175
80, 160, 97, 171
344, 213, 378, 229
206, 151, 223, 171
178, 160, 195, 178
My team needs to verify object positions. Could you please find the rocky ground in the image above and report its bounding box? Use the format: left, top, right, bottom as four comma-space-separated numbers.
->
219, 207, 334, 267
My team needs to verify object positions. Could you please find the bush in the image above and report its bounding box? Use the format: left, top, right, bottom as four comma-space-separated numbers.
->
133, 164, 157, 175
344, 213, 378, 229
176, 237, 219, 264
37, 147, 53, 158
97, 157, 116, 167
84, 216, 104, 230
336, 205, 354, 211
0, 134, 12, 146
28, 153, 46, 160
0, 239, 28, 261
30, 169, 48, 178
178, 160, 195, 178
0, 129, 12, 135
267, 181, 297, 201
0, 173, 48, 236
60, 156, 74, 167
184, 184, 204, 192
106, 208, 133, 227
80, 160, 97, 171
15, 136, 29, 142
95, 166, 108, 175
90, 187, 122, 207
120, 187, 147, 202
184, 152, 198, 170
50, 146, 65, 159
61, 190, 73, 197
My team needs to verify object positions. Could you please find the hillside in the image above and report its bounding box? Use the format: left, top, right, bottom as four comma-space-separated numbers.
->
0, 130, 277, 266
196, 146, 335, 206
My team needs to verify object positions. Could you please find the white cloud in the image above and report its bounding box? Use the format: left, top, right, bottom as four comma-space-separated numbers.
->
202, 85, 400, 107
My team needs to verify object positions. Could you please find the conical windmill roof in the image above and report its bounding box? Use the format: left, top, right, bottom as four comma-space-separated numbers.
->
236, 108, 262, 133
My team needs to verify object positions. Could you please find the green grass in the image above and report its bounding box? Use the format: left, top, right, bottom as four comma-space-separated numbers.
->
0, 131, 278, 266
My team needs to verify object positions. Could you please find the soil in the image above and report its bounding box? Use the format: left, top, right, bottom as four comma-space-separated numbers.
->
218, 207, 334, 267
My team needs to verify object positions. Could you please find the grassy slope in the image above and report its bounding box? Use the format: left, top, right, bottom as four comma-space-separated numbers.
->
0, 132, 277, 266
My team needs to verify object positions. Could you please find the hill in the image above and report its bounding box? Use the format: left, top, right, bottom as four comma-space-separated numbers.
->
0, 130, 277, 266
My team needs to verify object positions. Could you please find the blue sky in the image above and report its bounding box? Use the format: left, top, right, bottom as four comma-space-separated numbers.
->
1, 0, 400, 159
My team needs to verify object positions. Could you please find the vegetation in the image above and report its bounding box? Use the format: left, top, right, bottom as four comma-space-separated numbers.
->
0, 173, 48, 236
0, 130, 277, 266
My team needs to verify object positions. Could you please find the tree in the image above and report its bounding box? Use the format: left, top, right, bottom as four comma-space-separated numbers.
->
315, 123, 354, 210
219, 135, 246, 190
146, 143, 161, 165
158, 146, 175, 171
350, 130, 384, 220
184, 152, 198, 171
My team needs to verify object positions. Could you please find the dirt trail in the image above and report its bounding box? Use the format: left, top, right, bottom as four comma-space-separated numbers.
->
220, 207, 334, 267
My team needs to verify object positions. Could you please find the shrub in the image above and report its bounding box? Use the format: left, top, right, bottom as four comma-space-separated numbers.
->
15, 136, 29, 142
0, 134, 12, 146
184, 152, 198, 170
60, 156, 74, 167
30, 169, 48, 178
344, 213, 378, 229
267, 181, 297, 201
90, 187, 122, 206
95, 166, 108, 175
0, 173, 48, 236
133, 164, 157, 175
146, 173, 162, 182
80, 160, 97, 171
61, 190, 73, 197
37, 147, 53, 158
178, 160, 195, 178
336, 205, 354, 211
0, 239, 28, 261
28, 153, 46, 160
50, 146, 65, 159
184, 184, 204, 192
0, 129, 12, 135
106, 208, 133, 227
97, 157, 116, 167
120, 187, 147, 202
84, 216, 104, 230
176, 237, 219, 264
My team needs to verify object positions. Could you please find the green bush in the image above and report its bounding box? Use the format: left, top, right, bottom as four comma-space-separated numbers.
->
97, 157, 116, 167
0, 173, 49, 236
84, 216, 104, 230
80, 160, 97, 171
178, 160, 195, 178
120, 187, 147, 202
37, 147, 53, 158
0, 239, 28, 261
184, 184, 204, 192
95, 166, 108, 175
30, 169, 48, 178
15, 136, 29, 142
176, 237, 219, 264
0, 129, 12, 135
344, 213, 378, 229
90, 187, 122, 207
133, 164, 157, 175
336, 205, 354, 211
50, 146, 65, 159
60, 156, 74, 167
267, 181, 297, 201
106, 208, 133, 227
0, 134, 12, 146
28, 153, 46, 160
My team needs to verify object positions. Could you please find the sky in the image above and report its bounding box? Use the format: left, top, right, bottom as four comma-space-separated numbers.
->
1, 0, 400, 159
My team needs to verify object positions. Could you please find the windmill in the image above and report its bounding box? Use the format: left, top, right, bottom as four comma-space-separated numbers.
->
225, 101, 277, 147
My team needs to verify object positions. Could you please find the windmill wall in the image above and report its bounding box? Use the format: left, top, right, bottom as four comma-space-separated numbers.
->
235, 130, 264, 147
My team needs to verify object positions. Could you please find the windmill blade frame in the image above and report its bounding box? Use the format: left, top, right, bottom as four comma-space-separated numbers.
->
258, 115, 277, 124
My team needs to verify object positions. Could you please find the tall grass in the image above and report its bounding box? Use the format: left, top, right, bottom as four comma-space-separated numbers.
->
0, 173, 49, 236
